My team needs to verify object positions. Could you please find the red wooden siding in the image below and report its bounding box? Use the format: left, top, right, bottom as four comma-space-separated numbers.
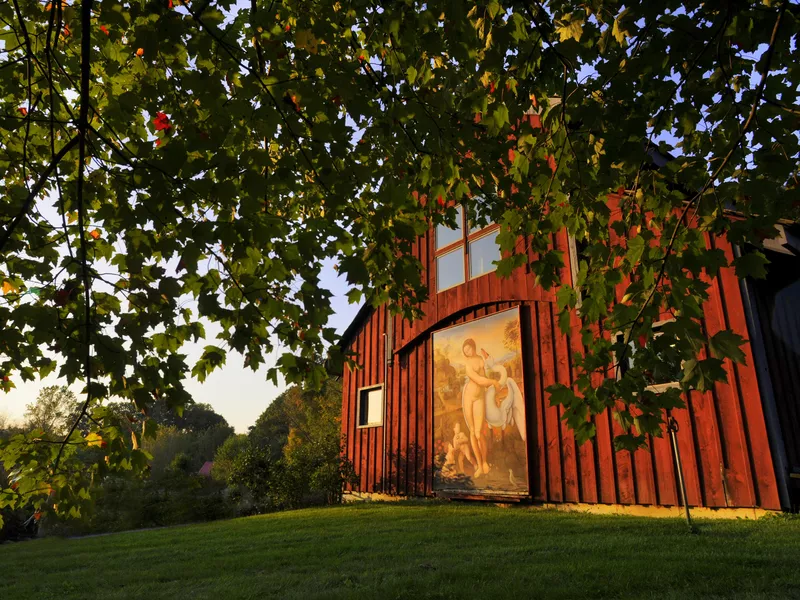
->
341, 229, 782, 510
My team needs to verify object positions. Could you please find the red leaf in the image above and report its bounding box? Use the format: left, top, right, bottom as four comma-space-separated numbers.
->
55, 289, 70, 307
155, 138, 162, 147
18, 107, 28, 116
100, 25, 109, 36
153, 111, 171, 131
437, 195, 445, 207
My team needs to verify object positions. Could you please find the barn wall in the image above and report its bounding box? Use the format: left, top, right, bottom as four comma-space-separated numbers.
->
341, 230, 782, 510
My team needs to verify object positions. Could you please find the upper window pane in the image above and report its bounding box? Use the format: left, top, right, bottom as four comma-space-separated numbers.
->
469, 230, 500, 279
435, 205, 463, 250
436, 247, 466, 292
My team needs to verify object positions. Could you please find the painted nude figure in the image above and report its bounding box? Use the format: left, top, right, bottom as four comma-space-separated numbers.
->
461, 338, 502, 478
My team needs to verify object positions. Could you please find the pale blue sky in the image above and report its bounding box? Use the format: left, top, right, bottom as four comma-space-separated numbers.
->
0, 263, 360, 433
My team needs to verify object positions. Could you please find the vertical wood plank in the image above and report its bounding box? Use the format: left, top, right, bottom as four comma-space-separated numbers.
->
671, 401, 705, 507
353, 326, 364, 491
700, 238, 756, 507
687, 384, 726, 507
417, 337, 427, 496
537, 302, 563, 501
568, 320, 598, 504
553, 304, 579, 503
391, 320, 401, 494
632, 441, 657, 505
526, 303, 548, 501
714, 234, 781, 509
651, 418, 679, 506
364, 320, 373, 493
342, 364, 353, 491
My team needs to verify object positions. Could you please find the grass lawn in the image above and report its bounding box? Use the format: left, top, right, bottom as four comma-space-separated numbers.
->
2, 502, 799, 599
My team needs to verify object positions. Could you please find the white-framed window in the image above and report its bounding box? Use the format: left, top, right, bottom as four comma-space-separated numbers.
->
616, 320, 683, 392
357, 384, 384, 428
435, 204, 501, 293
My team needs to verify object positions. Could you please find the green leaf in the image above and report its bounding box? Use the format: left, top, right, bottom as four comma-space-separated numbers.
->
733, 251, 769, 279
626, 235, 646, 266
547, 383, 578, 408
708, 330, 747, 364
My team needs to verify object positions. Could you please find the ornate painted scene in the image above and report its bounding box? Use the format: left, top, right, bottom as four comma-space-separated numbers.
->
432, 308, 528, 495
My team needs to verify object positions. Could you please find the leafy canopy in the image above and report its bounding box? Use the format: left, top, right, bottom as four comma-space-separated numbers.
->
1, 0, 798, 521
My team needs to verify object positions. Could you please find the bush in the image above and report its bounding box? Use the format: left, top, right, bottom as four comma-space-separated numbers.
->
221, 379, 357, 513
43, 471, 234, 537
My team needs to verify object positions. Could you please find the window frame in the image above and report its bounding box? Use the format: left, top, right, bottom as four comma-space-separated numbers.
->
434, 204, 501, 293
356, 384, 385, 429
567, 235, 585, 309
615, 319, 683, 393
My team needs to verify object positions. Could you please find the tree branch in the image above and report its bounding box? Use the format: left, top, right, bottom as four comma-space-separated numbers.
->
54, 0, 94, 473
0, 135, 79, 253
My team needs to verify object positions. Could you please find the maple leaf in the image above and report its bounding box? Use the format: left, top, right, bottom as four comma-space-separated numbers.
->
90, 229, 101, 239
100, 25, 109, 36
296, 29, 319, 54
153, 112, 171, 131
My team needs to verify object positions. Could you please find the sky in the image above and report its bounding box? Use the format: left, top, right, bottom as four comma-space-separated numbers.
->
0, 264, 361, 433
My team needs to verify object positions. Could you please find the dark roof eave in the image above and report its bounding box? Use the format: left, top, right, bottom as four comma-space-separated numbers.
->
338, 302, 374, 351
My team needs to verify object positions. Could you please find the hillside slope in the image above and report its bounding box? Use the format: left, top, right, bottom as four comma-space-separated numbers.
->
2, 503, 799, 599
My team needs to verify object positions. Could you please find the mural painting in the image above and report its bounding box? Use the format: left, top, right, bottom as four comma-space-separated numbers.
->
432, 307, 528, 495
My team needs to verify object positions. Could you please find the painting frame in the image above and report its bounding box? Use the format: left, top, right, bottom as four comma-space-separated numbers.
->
431, 306, 530, 497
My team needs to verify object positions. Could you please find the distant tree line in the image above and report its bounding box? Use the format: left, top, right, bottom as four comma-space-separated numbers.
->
1, 379, 352, 540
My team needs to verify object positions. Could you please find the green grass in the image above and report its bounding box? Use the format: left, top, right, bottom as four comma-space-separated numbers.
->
2, 502, 799, 599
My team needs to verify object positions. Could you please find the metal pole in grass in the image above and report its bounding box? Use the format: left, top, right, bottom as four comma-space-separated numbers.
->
668, 416, 694, 531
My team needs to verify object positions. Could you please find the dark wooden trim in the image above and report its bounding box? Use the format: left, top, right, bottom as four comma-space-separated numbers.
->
395, 299, 525, 354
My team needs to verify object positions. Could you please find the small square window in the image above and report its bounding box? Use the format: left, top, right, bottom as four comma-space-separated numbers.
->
358, 385, 384, 428
617, 323, 683, 391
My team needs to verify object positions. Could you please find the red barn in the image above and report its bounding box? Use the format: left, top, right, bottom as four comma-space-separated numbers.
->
338, 183, 799, 516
